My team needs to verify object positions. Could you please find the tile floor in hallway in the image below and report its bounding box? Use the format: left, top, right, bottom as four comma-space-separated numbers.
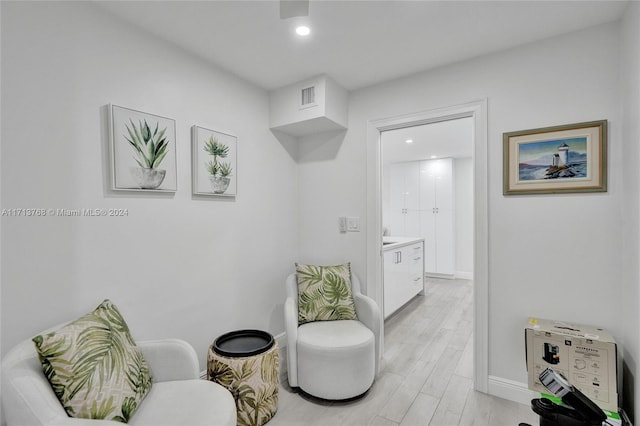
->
269, 278, 540, 426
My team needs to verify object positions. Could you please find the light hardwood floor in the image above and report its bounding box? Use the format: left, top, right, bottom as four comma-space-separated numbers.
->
270, 278, 540, 426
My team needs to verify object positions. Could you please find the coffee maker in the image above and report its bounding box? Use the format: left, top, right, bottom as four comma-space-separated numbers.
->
522, 368, 607, 426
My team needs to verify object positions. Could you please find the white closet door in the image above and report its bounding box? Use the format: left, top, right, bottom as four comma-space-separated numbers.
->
404, 162, 420, 211
405, 210, 421, 237
419, 160, 436, 210
435, 206, 455, 275
420, 158, 455, 276
434, 159, 454, 211
389, 163, 406, 236
389, 162, 420, 236
420, 210, 437, 273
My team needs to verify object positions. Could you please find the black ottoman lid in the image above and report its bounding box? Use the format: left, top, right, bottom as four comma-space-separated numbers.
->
213, 329, 274, 357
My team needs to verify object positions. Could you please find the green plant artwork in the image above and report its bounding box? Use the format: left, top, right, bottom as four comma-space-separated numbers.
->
124, 119, 169, 170
204, 136, 233, 178
191, 126, 237, 195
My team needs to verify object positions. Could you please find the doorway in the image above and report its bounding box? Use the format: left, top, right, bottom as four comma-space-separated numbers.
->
365, 100, 488, 392
380, 117, 474, 280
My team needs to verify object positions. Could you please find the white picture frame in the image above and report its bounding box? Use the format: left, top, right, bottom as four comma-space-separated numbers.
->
191, 125, 238, 197
109, 104, 177, 192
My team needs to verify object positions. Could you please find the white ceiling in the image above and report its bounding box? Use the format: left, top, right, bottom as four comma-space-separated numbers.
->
95, 0, 628, 92
382, 117, 474, 164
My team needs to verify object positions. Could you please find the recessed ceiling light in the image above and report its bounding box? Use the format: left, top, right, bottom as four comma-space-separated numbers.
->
431, 155, 437, 159
296, 25, 311, 36
405, 139, 413, 144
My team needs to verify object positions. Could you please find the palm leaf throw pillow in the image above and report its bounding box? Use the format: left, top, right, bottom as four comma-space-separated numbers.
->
295, 262, 358, 324
32, 300, 152, 423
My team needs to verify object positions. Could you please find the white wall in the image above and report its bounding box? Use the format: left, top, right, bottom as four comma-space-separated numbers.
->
298, 20, 623, 401
620, 1, 640, 422
454, 157, 473, 279
0, 2, 299, 368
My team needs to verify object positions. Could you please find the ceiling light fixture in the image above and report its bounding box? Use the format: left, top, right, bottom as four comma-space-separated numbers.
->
296, 25, 311, 36
405, 139, 413, 144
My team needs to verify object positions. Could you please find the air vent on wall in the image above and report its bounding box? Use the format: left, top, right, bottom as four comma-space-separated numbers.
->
269, 74, 348, 138
300, 85, 316, 109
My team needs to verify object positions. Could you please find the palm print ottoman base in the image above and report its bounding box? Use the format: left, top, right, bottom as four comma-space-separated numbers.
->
207, 330, 279, 426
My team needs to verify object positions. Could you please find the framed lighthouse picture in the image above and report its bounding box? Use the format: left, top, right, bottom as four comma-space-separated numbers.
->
503, 120, 607, 195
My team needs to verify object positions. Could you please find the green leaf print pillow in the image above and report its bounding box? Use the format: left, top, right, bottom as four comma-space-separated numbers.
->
295, 262, 358, 324
32, 300, 152, 423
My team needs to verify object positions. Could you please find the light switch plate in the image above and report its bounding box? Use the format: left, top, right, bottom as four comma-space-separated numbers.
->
338, 217, 347, 233
347, 217, 360, 232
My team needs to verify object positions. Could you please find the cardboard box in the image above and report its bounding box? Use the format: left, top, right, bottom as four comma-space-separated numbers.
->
525, 318, 619, 413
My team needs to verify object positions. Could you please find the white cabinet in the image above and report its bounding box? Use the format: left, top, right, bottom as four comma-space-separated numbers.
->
383, 239, 424, 319
388, 158, 454, 277
419, 158, 454, 276
388, 162, 420, 236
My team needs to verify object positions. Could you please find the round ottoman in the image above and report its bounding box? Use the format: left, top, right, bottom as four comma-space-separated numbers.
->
208, 330, 279, 426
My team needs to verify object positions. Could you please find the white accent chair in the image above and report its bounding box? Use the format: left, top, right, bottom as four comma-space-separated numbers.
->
2, 334, 237, 426
284, 272, 381, 400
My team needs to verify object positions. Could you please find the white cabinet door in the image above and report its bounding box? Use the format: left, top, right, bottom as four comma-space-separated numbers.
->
389, 163, 406, 212
404, 210, 421, 237
420, 158, 454, 276
420, 210, 437, 273
383, 249, 405, 318
388, 158, 455, 277
433, 159, 454, 211
407, 243, 425, 293
383, 241, 425, 319
388, 162, 420, 236
419, 160, 436, 210
404, 162, 420, 211
435, 206, 455, 275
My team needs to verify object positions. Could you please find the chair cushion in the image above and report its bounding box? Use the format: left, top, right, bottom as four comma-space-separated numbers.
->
129, 380, 236, 426
295, 263, 357, 324
297, 320, 373, 351
32, 300, 152, 422
296, 320, 376, 399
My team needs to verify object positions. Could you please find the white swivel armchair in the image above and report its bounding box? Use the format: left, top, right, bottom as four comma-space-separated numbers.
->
284, 272, 381, 400
2, 334, 237, 426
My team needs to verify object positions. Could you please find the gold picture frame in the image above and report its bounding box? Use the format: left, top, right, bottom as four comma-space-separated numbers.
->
503, 120, 607, 195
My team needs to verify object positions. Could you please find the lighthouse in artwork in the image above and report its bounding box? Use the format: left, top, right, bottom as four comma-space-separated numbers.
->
558, 143, 569, 166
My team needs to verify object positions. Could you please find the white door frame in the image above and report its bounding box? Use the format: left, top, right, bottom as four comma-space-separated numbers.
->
365, 99, 489, 393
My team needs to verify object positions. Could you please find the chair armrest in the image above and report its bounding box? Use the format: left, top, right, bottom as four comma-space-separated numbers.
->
283, 296, 299, 387
353, 292, 382, 374
137, 339, 200, 382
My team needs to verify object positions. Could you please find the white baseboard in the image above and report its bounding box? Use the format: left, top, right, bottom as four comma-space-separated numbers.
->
274, 332, 286, 349
455, 271, 473, 280
487, 375, 537, 406
425, 272, 455, 279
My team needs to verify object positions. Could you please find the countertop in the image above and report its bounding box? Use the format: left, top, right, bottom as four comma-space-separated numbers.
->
382, 236, 424, 251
